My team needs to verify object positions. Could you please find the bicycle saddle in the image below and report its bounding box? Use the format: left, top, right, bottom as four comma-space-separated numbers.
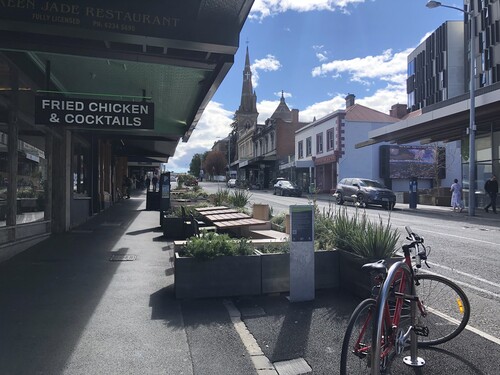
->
361, 259, 387, 272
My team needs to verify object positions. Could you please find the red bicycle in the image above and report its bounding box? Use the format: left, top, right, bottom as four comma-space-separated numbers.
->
340, 226, 470, 374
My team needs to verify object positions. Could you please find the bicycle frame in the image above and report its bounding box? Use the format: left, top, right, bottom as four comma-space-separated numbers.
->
371, 260, 412, 373
343, 227, 469, 374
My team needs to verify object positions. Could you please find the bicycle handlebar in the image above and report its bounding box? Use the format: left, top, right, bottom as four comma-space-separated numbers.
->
403, 226, 429, 269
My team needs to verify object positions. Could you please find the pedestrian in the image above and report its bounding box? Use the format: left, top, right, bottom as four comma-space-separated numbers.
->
484, 175, 498, 214
123, 175, 132, 199
145, 175, 151, 191
152, 174, 159, 192
450, 178, 464, 212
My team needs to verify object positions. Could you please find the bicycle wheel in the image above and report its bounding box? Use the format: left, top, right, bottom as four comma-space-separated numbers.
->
413, 274, 470, 346
340, 298, 390, 374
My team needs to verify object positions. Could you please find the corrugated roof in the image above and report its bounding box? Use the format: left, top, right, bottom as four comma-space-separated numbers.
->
345, 104, 400, 123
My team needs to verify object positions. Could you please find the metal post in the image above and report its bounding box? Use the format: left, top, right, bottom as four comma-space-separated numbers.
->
468, 12, 476, 216
403, 284, 426, 367
426, 1, 476, 216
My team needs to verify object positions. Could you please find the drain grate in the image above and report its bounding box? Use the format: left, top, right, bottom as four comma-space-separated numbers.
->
109, 254, 137, 262
274, 358, 312, 375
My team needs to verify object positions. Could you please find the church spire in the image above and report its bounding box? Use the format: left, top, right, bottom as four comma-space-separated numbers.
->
238, 46, 257, 113
270, 90, 291, 120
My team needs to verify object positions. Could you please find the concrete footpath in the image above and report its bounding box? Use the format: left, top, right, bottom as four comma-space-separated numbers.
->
0, 191, 499, 374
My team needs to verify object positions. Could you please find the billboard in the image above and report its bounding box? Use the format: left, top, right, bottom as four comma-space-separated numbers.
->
380, 145, 446, 179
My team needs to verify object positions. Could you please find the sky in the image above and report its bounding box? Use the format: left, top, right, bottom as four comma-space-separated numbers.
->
167, 0, 465, 172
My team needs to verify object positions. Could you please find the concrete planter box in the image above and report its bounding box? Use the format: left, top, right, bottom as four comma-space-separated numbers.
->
174, 249, 340, 299
257, 250, 340, 294
339, 250, 403, 299
174, 253, 262, 299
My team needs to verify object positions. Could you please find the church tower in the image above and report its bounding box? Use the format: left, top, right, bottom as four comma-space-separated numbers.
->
236, 46, 258, 134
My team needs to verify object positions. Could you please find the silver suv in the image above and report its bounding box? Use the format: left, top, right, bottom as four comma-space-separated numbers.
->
335, 178, 396, 209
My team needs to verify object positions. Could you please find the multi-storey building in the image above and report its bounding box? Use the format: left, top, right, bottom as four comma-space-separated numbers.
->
293, 95, 401, 193
362, 0, 500, 209
407, 21, 465, 111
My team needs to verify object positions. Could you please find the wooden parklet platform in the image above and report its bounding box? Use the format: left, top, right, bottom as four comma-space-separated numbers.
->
212, 218, 267, 229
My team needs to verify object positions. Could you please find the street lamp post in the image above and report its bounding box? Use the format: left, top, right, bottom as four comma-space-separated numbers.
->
426, 0, 476, 216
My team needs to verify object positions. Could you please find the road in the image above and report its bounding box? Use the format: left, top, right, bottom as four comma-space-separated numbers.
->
199, 182, 500, 344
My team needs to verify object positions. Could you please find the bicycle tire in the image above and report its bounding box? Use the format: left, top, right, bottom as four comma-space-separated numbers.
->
412, 274, 470, 346
340, 298, 390, 374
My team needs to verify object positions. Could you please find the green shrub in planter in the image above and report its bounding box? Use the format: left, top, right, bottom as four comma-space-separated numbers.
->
259, 240, 290, 254
229, 189, 251, 208
180, 232, 254, 259
316, 207, 399, 259
349, 216, 400, 259
213, 188, 231, 206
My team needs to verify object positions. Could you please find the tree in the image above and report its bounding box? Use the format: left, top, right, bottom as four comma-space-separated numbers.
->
189, 153, 203, 177
203, 151, 227, 177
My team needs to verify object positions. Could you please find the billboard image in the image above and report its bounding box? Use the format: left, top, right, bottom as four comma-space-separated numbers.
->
384, 145, 445, 179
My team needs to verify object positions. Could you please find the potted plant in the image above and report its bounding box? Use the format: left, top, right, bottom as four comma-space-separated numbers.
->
319, 207, 401, 298
162, 207, 185, 240
174, 233, 261, 299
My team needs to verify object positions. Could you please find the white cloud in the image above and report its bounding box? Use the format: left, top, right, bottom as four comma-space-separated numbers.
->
167, 101, 233, 172
274, 91, 292, 98
299, 95, 346, 122
313, 45, 329, 62
250, 0, 366, 20
316, 52, 328, 62
309, 48, 411, 114
251, 54, 282, 88
256, 99, 280, 122
312, 48, 412, 83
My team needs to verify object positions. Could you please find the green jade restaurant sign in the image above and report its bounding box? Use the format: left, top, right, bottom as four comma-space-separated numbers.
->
0, 0, 237, 46
35, 96, 155, 130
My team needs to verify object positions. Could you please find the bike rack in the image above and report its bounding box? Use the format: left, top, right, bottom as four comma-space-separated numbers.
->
371, 261, 425, 374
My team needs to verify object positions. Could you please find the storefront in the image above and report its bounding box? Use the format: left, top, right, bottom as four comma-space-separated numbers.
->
0, 0, 254, 260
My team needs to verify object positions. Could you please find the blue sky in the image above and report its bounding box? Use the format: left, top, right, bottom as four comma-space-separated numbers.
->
169, 0, 465, 172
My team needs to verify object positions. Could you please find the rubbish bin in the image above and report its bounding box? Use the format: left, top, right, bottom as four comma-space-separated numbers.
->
409, 177, 418, 209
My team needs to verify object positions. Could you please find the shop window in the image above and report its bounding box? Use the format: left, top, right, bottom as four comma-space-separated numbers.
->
298, 140, 303, 159
72, 142, 90, 197
316, 133, 323, 154
327, 129, 334, 151
16, 134, 47, 225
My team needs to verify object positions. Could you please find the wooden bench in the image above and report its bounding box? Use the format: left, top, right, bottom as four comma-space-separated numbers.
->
249, 229, 289, 240
195, 206, 229, 212
204, 212, 250, 222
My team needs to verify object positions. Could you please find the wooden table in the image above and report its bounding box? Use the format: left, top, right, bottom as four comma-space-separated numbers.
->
199, 208, 239, 216
195, 206, 229, 212
204, 212, 251, 222
212, 218, 268, 229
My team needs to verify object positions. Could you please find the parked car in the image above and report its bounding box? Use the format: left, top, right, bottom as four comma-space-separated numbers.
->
273, 180, 302, 197
227, 178, 237, 188
334, 178, 396, 209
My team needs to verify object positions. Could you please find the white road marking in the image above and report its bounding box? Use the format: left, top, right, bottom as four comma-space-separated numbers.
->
427, 307, 500, 345
406, 227, 498, 246
419, 269, 500, 300
427, 262, 500, 289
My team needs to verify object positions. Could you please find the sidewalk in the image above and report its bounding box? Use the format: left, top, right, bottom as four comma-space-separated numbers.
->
0, 190, 498, 374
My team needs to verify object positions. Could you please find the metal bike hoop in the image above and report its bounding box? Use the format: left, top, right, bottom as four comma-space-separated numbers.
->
370, 261, 425, 374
